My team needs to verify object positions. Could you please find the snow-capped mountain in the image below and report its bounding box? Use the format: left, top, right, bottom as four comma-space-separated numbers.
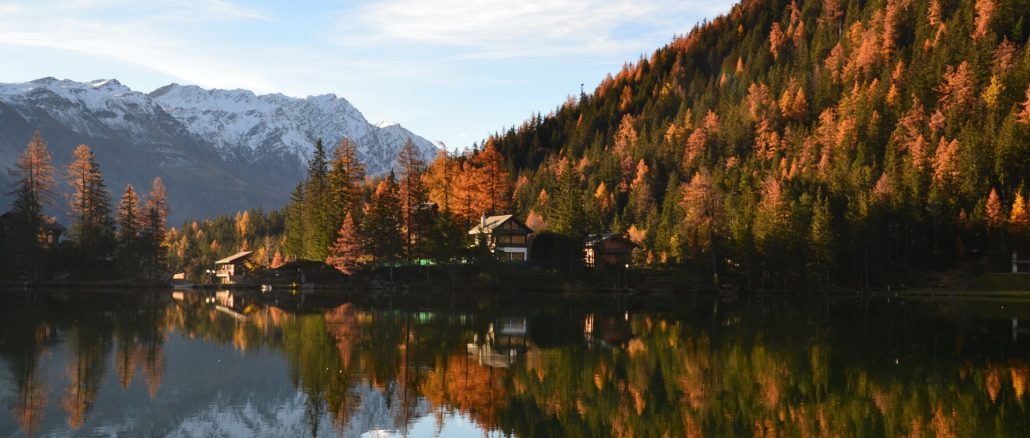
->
149, 84, 437, 176
0, 78, 438, 221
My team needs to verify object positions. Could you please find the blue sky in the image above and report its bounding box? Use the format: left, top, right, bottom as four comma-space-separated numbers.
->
0, 0, 734, 150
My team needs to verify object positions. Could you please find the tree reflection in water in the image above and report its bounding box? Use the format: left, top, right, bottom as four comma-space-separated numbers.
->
1, 292, 1029, 436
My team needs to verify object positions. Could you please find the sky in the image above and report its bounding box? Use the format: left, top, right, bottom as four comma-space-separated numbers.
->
0, 0, 735, 150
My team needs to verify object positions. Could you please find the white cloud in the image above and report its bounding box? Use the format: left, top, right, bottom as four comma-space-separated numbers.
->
0, 0, 275, 91
341, 0, 733, 59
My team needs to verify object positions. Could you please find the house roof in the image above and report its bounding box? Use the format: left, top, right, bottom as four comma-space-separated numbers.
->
43, 219, 66, 232
1, 211, 66, 231
215, 251, 254, 265
585, 233, 637, 247
468, 214, 533, 235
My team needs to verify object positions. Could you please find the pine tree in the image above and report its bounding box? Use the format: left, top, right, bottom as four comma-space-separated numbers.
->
6, 131, 56, 278
808, 195, 835, 286
284, 183, 305, 259
302, 139, 331, 261
326, 137, 365, 245
361, 175, 403, 271
548, 160, 587, 237
116, 184, 142, 274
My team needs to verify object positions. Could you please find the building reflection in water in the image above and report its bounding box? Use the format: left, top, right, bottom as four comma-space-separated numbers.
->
2, 293, 1030, 436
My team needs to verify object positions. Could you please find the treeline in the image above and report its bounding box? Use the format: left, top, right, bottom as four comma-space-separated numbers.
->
473, 0, 1030, 289
0, 131, 169, 281
282, 138, 506, 273
166, 208, 285, 281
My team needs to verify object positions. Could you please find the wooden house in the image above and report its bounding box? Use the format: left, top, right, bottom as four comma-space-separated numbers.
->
214, 250, 253, 284
1015, 249, 1030, 274
468, 214, 533, 262
584, 233, 636, 268
0, 211, 65, 248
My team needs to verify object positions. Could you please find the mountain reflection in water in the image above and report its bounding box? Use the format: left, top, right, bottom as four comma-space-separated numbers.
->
1, 290, 1029, 437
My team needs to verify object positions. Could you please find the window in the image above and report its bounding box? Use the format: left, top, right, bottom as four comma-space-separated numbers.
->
509, 251, 525, 262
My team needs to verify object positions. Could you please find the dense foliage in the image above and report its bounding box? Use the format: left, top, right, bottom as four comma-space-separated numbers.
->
478, 0, 1030, 288
0, 132, 169, 281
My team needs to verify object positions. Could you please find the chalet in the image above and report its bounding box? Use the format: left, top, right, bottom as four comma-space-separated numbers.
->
468, 214, 533, 262
0, 211, 66, 248
214, 250, 253, 284
584, 233, 637, 268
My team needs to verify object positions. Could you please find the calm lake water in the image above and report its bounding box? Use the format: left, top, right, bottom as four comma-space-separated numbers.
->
1, 289, 1029, 437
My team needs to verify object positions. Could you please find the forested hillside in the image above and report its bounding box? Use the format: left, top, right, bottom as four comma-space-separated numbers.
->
207, 0, 1030, 290
484, 0, 1030, 288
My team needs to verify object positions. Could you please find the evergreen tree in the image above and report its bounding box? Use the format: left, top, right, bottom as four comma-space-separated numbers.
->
284, 182, 305, 259
302, 139, 330, 261
5, 131, 56, 278
326, 137, 365, 244
361, 174, 403, 273
548, 160, 587, 238
116, 184, 142, 275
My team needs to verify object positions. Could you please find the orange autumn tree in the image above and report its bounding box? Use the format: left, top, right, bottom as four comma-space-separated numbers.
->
326, 212, 363, 274
471, 140, 513, 216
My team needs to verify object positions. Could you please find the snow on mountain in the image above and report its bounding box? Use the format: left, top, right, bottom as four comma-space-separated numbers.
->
0, 77, 166, 139
149, 83, 438, 175
0, 77, 441, 220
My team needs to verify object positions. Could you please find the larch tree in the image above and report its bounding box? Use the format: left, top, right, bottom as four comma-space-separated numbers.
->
397, 138, 430, 261
326, 211, 363, 274
972, 0, 995, 41
452, 160, 479, 227
424, 149, 456, 213
681, 171, 724, 282
986, 188, 1004, 230
142, 177, 169, 280
6, 131, 56, 278
936, 62, 975, 114
10, 131, 55, 235
1010, 192, 1029, 236
65, 144, 114, 257
472, 140, 512, 215
236, 210, 250, 250
769, 22, 786, 60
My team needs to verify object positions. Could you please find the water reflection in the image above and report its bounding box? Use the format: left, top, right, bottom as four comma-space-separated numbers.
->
1, 291, 1029, 436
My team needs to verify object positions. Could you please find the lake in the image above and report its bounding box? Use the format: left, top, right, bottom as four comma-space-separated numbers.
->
1, 289, 1029, 437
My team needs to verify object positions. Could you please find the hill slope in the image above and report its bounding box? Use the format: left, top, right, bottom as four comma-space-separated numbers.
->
492, 0, 1030, 288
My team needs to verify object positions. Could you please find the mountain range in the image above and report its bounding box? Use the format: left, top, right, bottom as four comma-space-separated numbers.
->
0, 77, 437, 222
